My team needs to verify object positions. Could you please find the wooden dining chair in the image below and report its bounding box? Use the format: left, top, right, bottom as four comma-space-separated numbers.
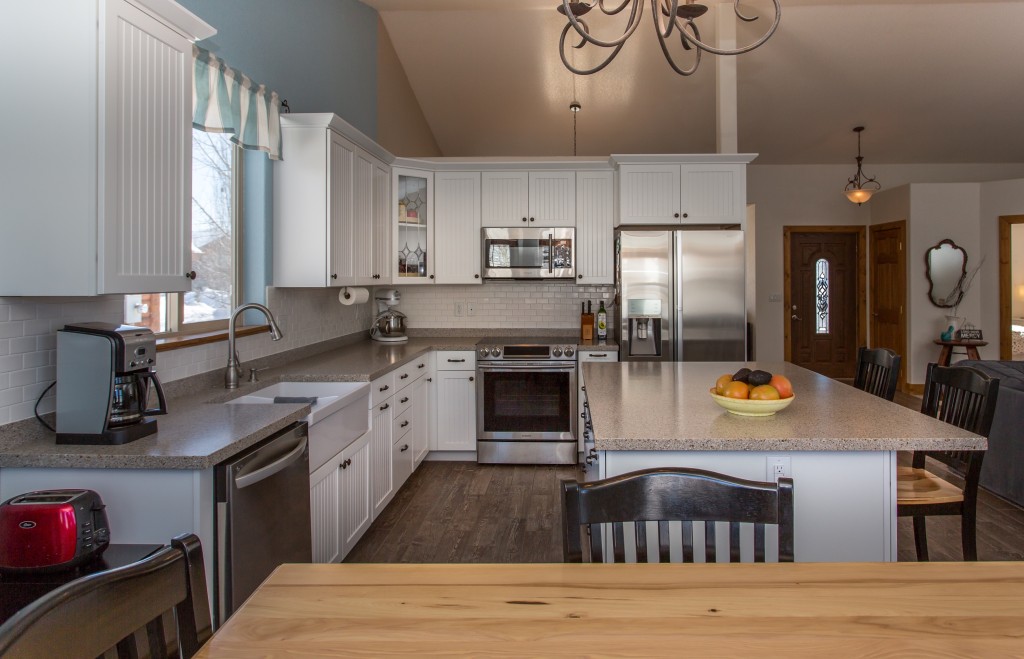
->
562, 467, 795, 563
897, 364, 1000, 561
0, 533, 212, 659
853, 346, 902, 401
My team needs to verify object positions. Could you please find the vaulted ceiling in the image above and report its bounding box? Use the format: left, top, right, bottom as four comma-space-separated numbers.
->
365, 0, 1024, 164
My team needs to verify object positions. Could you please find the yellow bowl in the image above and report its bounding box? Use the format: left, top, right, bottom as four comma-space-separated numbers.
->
709, 389, 795, 416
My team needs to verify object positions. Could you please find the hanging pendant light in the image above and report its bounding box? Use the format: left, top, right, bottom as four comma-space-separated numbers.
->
844, 126, 881, 205
557, 0, 781, 77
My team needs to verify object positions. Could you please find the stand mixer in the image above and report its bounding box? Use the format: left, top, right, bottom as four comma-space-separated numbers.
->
370, 289, 409, 343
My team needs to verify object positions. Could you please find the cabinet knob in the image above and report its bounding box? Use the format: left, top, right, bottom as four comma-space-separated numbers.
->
577, 274, 583, 279
185, 271, 197, 280
682, 212, 688, 218
469, 376, 474, 382
474, 274, 480, 279
529, 217, 535, 222
673, 213, 680, 219
522, 217, 528, 222
331, 273, 338, 280
429, 274, 434, 280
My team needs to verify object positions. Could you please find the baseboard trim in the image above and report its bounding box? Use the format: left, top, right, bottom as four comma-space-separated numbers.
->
906, 383, 925, 395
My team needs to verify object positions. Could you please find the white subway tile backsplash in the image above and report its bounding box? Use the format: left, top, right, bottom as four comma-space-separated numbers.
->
10, 337, 36, 354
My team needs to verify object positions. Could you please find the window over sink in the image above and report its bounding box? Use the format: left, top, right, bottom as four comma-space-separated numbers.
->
124, 129, 239, 334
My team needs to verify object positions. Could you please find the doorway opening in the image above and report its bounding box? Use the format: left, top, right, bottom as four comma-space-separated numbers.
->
783, 226, 866, 378
999, 214, 1024, 360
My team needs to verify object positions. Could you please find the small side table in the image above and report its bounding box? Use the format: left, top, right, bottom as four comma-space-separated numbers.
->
933, 339, 988, 367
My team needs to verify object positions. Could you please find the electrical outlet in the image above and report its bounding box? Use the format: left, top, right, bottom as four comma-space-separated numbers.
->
766, 456, 791, 482
768, 294, 783, 303
454, 302, 464, 317
467, 302, 476, 316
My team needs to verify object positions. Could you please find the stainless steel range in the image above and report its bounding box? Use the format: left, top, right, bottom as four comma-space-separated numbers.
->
476, 337, 577, 465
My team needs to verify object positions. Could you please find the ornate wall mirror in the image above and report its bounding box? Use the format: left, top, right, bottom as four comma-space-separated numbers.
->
926, 239, 968, 308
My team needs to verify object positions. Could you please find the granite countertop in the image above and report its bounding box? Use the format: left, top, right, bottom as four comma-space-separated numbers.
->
0, 334, 617, 471
583, 361, 987, 452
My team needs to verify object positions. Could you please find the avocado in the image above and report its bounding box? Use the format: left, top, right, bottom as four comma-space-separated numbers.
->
748, 370, 773, 386
732, 367, 752, 383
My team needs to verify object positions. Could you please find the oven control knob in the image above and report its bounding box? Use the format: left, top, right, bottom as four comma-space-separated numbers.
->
478, 347, 490, 358
552, 347, 563, 357
565, 347, 575, 358
490, 347, 502, 357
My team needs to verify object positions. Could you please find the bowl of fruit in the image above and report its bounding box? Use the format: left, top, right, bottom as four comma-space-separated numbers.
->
710, 368, 795, 416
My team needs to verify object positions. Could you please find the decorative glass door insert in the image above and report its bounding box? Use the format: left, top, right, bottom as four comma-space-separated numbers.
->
394, 169, 432, 281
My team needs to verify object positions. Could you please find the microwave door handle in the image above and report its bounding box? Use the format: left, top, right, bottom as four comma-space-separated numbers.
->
548, 233, 554, 274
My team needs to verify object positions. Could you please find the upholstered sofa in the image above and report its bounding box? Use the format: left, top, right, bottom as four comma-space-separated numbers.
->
956, 360, 1024, 507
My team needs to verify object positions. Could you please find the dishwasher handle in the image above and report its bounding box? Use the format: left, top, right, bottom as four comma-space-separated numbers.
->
234, 434, 308, 490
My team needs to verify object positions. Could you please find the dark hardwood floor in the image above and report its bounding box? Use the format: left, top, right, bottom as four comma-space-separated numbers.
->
346, 386, 1024, 564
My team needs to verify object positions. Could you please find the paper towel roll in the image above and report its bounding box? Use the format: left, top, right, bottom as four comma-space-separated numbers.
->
339, 287, 369, 305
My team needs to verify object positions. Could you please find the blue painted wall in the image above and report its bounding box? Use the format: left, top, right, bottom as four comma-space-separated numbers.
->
179, 0, 379, 136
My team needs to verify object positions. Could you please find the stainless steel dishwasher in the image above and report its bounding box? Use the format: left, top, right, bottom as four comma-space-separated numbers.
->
215, 421, 311, 624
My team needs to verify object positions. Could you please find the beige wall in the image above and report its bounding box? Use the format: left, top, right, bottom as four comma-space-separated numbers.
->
375, 18, 442, 157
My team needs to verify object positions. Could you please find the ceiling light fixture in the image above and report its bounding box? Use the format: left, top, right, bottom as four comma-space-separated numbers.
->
556, 0, 781, 76
844, 126, 881, 205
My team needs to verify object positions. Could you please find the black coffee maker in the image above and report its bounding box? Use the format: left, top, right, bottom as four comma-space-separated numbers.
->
55, 323, 167, 445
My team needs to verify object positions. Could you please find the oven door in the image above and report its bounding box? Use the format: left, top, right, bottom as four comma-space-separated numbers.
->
476, 362, 577, 441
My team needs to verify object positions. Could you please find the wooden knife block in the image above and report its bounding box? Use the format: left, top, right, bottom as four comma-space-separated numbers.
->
581, 313, 595, 341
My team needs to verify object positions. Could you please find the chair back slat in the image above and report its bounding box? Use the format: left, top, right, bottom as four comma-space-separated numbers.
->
0, 534, 211, 659
563, 468, 795, 564
853, 347, 902, 401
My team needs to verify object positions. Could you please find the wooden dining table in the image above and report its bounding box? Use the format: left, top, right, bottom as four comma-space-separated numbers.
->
196, 562, 1024, 657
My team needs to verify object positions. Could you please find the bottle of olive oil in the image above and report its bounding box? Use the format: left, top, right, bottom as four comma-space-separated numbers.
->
597, 301, 608, 340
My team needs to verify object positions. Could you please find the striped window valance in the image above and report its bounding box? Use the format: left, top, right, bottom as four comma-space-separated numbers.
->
192, 46, 282, 160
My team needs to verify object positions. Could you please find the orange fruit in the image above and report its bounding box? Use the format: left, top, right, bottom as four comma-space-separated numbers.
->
715, 373, 734, 395
750, 384, 781, 400
769, 375, 794, 399
721, 381, 750, 399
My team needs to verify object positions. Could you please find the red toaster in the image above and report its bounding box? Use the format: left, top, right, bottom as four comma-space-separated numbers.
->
0, 489, 110, 573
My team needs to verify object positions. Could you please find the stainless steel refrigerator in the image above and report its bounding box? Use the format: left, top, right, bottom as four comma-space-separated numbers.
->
616, 229, 746, 362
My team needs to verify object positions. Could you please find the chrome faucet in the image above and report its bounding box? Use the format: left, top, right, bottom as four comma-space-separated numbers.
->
225, 303, 284, 389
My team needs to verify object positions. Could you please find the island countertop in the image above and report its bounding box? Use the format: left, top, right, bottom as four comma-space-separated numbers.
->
583, 361, 986, 452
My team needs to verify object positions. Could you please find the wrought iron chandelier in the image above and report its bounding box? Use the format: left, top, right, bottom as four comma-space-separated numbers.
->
557, 0, 781, 76
844, 126, 881, 205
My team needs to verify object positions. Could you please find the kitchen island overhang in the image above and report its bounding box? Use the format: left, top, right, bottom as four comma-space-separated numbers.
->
582, 361, 985, 562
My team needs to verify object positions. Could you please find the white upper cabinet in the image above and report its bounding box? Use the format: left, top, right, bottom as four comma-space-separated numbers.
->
575, 170, 615, 284
274, 114, 391, 287
434, 172, 482, 284
481, 171, 576, 227
1, 0, 214, 295
393, 168, 434, 284
481, 171, 529, 227
617, 156, 753, 227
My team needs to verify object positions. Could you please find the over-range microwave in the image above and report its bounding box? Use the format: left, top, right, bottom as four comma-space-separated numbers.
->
481, 227, 575, 280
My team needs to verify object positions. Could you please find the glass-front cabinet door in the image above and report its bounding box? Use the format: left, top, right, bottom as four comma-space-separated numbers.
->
392, 168, 434, 283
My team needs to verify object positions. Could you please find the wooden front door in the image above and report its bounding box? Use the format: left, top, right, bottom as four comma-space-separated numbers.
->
786, 229, 862, 378
870, 221, 907, 389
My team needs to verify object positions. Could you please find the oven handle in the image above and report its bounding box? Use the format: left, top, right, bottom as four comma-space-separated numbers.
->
477, 362, 576, 371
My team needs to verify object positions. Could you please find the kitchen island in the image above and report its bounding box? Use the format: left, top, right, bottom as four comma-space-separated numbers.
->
581, 361, 985, 562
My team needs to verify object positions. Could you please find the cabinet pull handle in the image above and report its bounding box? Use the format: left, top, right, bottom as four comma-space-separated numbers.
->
427, 378, 433, 382
400, 397, 409, 404
447, 359, 465, 363
331, 273, 338, 279
379, 384, 390, 392
380, 403, 390, 411
341, 458, 352, 469
185, 271, 197, 280
401, 420, 409, 428
418, 363, 425, 369
401, 444, 409, 452
589, 354, 608, 358
469, 376, 474, 382
400, 373, 409, 380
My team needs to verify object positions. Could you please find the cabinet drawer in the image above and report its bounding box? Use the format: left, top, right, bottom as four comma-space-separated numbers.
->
394, 387, 414, 417
393, 408, 413, 441
436, 351, 476, 370
393, 361, 421, 392
578, 350, 619, 362
371, 372, 395, 408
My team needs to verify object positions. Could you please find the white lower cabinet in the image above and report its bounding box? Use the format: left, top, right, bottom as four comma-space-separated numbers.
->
393, 419, 414, 492
309, 447, 344, 564
369, 395, 395, 520
434, 351, 478, 452
410, 374, 431, 467
339, 431, 372, 556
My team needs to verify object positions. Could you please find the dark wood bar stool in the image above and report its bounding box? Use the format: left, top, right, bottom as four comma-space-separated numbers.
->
853, 346, 902, 401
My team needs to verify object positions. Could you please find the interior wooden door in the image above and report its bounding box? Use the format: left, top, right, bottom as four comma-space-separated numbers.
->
785, 229, 862, 378
870, 221, 908, 389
